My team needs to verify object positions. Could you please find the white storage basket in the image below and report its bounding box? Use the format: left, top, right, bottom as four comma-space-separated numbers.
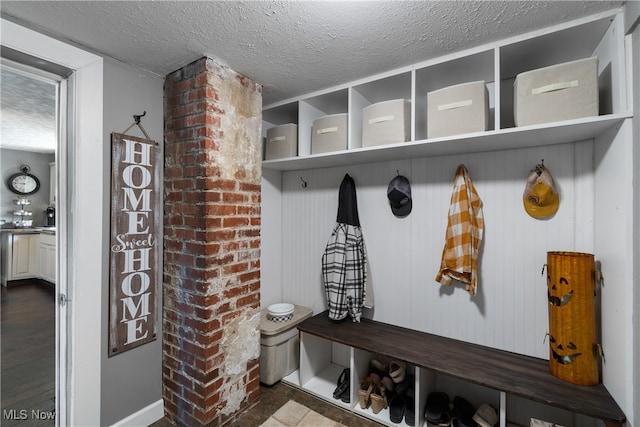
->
362, 99, 411, 147
427, 81, 489, 138
514, 57, 598, 127
311, 113, 348, 154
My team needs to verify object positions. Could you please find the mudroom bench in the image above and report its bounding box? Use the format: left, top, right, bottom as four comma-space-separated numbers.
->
295, 311, 626, 427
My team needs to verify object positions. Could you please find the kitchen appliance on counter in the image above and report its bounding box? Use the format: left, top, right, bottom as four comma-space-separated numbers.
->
44, 206, 55, 227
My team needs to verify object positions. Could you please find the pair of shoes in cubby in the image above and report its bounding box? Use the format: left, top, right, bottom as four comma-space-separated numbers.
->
332, 368, 350, 403
358, 374, 390, 414
425, 392, 498, 427
370, 357, 406, 384
359, 357, 411, 416
388, 375, 415, 426
451, 397, 497, 427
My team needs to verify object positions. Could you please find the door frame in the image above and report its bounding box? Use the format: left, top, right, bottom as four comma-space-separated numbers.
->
1, 18, 104, 426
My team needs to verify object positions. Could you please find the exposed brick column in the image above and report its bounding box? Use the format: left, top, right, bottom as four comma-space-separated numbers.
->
163, 57, 262, 426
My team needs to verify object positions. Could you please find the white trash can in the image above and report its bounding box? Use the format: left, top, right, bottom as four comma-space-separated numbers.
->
259, 304, 312, 386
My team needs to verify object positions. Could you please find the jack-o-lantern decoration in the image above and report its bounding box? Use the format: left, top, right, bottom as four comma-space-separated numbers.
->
548, 277, 573, 307
546, 251, 599, 386
549, 335, 582, 365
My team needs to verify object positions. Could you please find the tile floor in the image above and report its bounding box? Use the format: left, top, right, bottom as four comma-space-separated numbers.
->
152, 381, 383, 426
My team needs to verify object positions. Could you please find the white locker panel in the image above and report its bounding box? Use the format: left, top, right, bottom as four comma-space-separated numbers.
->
276, 140, 595, 360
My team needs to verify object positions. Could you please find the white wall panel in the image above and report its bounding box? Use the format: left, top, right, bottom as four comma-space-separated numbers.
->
594, 121, 634, 424
274, 140, 594, 360
260, 169, 283, 307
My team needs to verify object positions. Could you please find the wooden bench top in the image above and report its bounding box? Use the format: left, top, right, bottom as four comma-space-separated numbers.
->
298, 311, 626, 425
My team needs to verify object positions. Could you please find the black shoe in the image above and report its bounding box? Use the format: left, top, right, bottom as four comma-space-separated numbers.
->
333, 368, 350, 400
404, 393, 415, 426
425, 391, 451, 426
339, 381, 350, 403
452, 396, 478, 427
389, 394, 405, 424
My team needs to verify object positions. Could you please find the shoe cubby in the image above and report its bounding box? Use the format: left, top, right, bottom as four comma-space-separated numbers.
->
352, 348, 419, 427
505, 394, 604, 427
426, 374, 502, 427
262, 8, 629, 171
298, 332, 352, 410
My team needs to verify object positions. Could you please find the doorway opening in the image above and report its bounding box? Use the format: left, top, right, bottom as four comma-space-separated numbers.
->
1, 48, 71, 426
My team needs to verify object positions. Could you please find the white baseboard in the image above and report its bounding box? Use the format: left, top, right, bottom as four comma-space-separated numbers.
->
110, 399, 164, 427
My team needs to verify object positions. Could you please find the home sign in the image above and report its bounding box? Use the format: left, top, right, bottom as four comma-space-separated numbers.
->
108, 133, 161, 356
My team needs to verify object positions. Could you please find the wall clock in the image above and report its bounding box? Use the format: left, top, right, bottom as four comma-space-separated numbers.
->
7, 165, 40, 196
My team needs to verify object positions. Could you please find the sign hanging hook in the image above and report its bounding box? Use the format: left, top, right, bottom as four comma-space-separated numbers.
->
122, 111, 151, 140
134, 111, 146, 124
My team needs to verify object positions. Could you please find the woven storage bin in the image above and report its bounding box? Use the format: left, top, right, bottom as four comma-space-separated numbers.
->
265, 124, 298, 160
427, 81, 489, 138
514, 57, 598, 127
311, 113, 348, 154
546, 251, 598, 385
362, 99, 410, 147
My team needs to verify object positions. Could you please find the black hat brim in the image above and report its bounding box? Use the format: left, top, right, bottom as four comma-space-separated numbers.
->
390, 198, 412, 218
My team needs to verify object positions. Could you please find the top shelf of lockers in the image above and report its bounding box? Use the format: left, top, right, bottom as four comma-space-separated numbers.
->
262, 9, 630, 172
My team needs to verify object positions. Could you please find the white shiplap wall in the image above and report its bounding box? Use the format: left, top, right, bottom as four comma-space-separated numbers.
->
263, 139, 595, 360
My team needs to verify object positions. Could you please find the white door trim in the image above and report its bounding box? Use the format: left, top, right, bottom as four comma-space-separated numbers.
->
1, 18, 104, 427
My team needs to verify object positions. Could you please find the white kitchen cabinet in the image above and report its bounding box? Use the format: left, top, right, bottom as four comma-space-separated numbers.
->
9, 233, 39, 280
38, 233, 56, 284
262, 7, 636, 427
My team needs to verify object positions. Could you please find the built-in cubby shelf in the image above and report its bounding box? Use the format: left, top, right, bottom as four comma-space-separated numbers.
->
262, 9, 628, 172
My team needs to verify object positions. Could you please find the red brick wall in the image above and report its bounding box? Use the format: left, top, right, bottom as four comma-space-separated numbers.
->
163, 57, 262, 426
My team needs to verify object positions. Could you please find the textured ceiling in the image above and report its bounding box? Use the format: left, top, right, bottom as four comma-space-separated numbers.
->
2, 1, 625, 105
0, 0, 625, 152
1, 66, 57, 152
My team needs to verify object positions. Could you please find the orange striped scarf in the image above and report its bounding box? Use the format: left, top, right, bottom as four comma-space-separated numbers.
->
435, 164, 484, 295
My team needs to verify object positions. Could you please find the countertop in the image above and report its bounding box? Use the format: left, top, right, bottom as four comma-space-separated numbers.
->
0, 227, 56, 234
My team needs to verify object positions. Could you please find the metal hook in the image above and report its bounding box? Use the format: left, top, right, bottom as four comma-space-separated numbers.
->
133, 111, 146, 124
300, 177, 307, 188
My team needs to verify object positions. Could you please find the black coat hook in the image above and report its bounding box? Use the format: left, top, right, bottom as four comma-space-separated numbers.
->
133, 111, 146, 124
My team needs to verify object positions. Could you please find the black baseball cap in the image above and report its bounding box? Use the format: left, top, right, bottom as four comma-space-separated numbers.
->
387, 175, 412, 217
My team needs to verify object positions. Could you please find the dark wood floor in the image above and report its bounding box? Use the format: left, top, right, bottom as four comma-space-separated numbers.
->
1, 281, 56, 427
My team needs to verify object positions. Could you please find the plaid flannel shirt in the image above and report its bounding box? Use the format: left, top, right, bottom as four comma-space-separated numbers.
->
322, 174, 367, 322
435, 164, 484, 295
322, 223, 367, 322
